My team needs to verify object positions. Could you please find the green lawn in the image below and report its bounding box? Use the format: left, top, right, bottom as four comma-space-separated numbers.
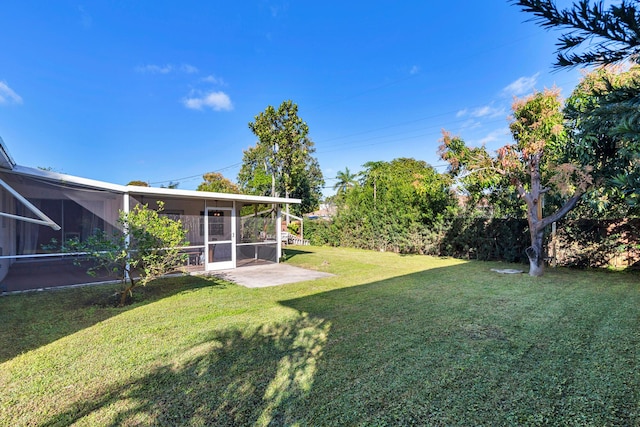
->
1, 246, 639, 426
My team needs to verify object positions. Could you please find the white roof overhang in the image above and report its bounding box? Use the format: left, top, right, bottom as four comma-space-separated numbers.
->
125, 185, 301, 205
5, 165, 301, 205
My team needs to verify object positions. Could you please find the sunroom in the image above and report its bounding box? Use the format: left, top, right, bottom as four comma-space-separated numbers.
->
0, 139, 299, 293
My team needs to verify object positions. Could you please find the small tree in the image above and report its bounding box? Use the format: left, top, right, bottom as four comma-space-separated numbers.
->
69, 202, 188, 306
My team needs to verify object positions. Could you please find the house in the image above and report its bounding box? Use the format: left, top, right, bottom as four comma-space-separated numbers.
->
0, 137, 300, 292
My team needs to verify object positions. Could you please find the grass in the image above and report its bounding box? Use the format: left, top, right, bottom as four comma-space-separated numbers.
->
1, 246, 639, 426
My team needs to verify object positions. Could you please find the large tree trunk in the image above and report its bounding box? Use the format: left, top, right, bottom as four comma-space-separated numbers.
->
520, 173, 583, 277
521, 153, 547, 277
526, 225, 545, 277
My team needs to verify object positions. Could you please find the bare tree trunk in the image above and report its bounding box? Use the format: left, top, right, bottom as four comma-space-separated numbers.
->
521, 154, 546, 277
527, 224, 546, 277
519, 153, 583, 277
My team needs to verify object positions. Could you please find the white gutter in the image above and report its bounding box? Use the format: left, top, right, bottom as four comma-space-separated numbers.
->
0, 176, 61, 230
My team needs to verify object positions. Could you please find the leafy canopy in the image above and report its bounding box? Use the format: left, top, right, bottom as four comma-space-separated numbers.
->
515, 1, 640, 210
197, 172, 240, 194
563, 65, 640, 212
328, 158, 455, 253
63, 202, 189, 306
239, 100, 324, 215
333, 167, 358, 195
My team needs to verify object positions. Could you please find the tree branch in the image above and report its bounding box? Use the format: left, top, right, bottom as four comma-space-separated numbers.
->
540, 191, 584, 229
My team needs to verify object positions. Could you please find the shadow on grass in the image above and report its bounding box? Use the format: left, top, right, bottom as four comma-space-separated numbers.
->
0, 275, 226, 363
282, 248, 314, 260
40, 314, 329, 427
32, 263, 640, 425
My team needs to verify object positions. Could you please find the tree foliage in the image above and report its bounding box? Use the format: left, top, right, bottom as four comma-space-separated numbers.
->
515, 1, 640, 210
127, 180, 149, 187
513, 0, 640, 68
197, 172, 240, 193
333, 167, 358, 194
440, 89, 592, 276
320, 158, 455, 253
564, 65, 640, 212
64, 202, 188, 306
239, 100, 324, 215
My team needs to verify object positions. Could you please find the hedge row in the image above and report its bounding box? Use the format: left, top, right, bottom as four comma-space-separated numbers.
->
304, 216, 640, 269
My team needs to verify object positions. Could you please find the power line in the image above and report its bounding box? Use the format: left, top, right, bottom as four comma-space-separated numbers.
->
145, 69, 578, 187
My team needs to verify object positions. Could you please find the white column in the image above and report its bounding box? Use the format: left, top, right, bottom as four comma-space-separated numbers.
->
123, 193, 130, 281
276, 204, 282, 262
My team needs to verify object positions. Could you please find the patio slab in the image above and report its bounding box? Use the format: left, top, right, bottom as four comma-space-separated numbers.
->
211, 263, 334, 288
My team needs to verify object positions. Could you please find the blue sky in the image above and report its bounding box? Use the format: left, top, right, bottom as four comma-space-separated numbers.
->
0, 1, 582, 196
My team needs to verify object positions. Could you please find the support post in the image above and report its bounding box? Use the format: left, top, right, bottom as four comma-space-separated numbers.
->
276, 204, 282, 262
123, 193, 131, 281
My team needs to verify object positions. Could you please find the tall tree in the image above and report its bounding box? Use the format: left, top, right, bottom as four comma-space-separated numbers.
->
513, 0, 640, 68
333, 167, 358, 194
440, 89, 592, 276
197, 172, 240, 193
515, 1, 640, 208
239, 100, 324, 216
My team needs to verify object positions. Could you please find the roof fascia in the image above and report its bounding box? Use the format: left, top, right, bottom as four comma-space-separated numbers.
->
0, 136, 16, 170
10, 165, 128, 192
7, 166, 301, 205
126, 186, 302, 204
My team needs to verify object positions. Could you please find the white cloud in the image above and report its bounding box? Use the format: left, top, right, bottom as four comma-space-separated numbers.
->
201, 75, 226, 85
409, 65, 420, 75
180, 64, 199, 74
136, 63, 200, 75
0, 81, 23, 105
78, 6, 92, 29
502, 72, 540, 97
473, 105, 505, 118
479, 127, 510, 146
136, 64, 173, 74
457, 104, 505, 119
183, 91, 233, 111
459, 119, 482, 130
269, 2, 289, 18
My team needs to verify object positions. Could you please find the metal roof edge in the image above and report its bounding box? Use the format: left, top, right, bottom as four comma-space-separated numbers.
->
125, 185, 302, 204
0, 136, 16, 170
9, 165, 129, 192
5, 165, 301, 205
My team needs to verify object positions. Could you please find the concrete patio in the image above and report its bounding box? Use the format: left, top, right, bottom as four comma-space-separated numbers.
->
208, 263, 334, 288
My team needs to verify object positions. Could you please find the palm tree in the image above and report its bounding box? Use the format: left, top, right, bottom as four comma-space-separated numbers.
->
333, 167, 357, 194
